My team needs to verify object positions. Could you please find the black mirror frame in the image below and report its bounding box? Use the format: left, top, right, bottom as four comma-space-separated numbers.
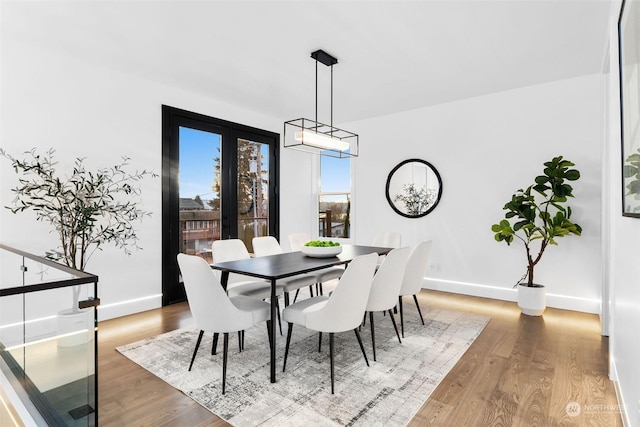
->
385, 158, 443, 218
618, 0, 640, 218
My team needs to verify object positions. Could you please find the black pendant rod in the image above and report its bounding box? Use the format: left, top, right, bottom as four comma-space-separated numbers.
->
330, 64, 334, 129
311, 49, 338, 132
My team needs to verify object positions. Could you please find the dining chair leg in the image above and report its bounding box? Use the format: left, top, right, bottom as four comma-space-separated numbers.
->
292, 288, 301, 304
329, 332, 335, 394
222, 332, 229, 395
283, 323, 294, 372
388, 309, 402, 344
309, 285, 314, 298
238, 331, 243, 352
369, 312, 377, 362
399, 296, 405, 338
284, 292, 290, 307
319, 283, 324, 296
189, 330, 204, 371
354, 328, 370, 367
361, 312, 367, 328
413, 294, 425, 325
212, 333, 219, 355
318, 332, 323, 352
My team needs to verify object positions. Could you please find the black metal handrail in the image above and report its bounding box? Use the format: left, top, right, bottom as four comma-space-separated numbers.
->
0, 244, 99, 297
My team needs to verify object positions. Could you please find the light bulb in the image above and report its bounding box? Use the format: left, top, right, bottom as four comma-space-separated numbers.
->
294, 130, 350, 152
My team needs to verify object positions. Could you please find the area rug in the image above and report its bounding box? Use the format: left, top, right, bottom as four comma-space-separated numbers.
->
117, 305, 489, 426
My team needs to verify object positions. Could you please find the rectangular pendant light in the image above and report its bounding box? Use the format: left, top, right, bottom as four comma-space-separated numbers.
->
284, 118, 358, 158
283, 50, 359, 158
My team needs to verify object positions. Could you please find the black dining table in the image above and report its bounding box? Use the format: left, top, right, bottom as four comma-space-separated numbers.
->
211, 244, 392, 383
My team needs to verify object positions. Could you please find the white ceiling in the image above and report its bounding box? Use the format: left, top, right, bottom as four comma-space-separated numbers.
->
2, 0, 614, 124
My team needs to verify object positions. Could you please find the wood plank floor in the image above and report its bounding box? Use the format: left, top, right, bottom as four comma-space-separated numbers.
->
98, 290, 622, 426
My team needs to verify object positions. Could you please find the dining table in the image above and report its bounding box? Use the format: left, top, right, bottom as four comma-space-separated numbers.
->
210, 244, 393, 383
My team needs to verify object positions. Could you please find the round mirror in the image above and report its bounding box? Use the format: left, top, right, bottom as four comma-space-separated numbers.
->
385, 159, 443, 218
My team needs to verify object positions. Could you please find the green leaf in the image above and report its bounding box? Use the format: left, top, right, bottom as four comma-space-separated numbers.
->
624, 165, 639, 178
626, 153, 640, 163
533, 184, 547, 195
565, 169, 580, 180
534, 175, 549, 184
626, 180, 640, 194
513, 220, 530, 231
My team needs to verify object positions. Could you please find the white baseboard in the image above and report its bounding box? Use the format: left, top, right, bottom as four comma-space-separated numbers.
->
424, 278, 601, 314
610, 360, 631, 427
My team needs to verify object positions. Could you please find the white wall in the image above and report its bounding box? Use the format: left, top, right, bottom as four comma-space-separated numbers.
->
0, 37, 313, 320
606, 8, 640, 426
347, 74, 604, 314
0, 0, 605, 319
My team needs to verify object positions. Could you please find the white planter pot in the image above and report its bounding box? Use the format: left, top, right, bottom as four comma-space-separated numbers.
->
57, 308, 93, 347
517, 284, 546, 316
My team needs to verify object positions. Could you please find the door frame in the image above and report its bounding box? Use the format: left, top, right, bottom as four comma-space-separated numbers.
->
161, 105, 280, 305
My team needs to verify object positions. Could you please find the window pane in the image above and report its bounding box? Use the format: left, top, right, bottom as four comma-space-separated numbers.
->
320, 156, 350, 192
318, 193, 351, 238
319, 157, 351, 238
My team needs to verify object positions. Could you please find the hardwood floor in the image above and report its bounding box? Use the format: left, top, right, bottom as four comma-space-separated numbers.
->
98, 290, 622, 426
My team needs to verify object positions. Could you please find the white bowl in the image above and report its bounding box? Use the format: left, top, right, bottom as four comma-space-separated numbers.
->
301, 245, 342, 258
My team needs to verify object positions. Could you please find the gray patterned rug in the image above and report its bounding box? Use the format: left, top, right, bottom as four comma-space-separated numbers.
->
117, 304, 489, 426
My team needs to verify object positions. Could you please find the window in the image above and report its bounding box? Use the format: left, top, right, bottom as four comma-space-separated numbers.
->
318, 156, 351, 239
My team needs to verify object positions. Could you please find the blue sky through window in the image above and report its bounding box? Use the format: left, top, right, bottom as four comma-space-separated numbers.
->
179, 126, 348, 197
320, 156, 350, 192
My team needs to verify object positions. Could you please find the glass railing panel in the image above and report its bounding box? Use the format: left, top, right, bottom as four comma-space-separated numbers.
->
0, 251, 24, 292
22, 256, 76, 287
0, 245, 98, 426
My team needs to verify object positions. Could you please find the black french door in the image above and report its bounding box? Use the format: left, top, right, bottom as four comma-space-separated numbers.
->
161, 106, 279, 305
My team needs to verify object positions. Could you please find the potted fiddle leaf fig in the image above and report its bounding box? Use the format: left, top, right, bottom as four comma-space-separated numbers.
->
490, 156, 582, 316
1, 148, 155, 342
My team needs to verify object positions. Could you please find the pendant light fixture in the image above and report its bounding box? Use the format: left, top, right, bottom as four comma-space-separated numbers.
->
284, 49, 359, 158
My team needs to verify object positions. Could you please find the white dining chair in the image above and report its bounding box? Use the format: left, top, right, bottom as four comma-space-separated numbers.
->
372, 231, 402, 248
252, 236, 317, 306
371, 231, 402, 267
212, 239, 284, 297
288, 232, 344, 297
364, 246, 411, 361
287, 232, 311, 252
177, 253, 271, 394
398, 241, 433, 338
282, 252, 378, 394
212, 239, 285, 334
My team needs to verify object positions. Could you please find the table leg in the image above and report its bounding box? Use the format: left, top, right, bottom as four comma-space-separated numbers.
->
221, 271, 230, 291
270, 278, 277, 383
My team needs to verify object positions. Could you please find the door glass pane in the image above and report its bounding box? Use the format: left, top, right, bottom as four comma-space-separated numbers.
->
237, 138, 269, 252
179, 127, 221, 263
